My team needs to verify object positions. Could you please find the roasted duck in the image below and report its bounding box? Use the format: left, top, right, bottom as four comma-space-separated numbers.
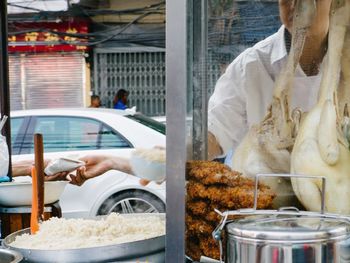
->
232, 0, 316, 208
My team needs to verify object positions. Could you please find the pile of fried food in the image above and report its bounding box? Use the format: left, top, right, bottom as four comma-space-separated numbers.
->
185, 160, 275, 261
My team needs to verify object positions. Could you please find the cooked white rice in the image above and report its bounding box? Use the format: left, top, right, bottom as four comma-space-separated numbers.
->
133, 148, 165, 163
10, 213, 165, 250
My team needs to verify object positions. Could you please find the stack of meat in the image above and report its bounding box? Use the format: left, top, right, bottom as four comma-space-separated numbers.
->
186, 160, 275, 261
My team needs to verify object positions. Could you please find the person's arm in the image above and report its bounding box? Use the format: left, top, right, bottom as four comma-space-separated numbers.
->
69, 155, 133, 186
12, 160, 33, 177
208, 132, 223, 161
70, 150, 167, 186
207, 57, 248, 160
12, 159, 69, 181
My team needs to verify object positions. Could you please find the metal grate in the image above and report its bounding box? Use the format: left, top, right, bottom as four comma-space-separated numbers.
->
9, 52, 86, 110
93, 47, 166, 117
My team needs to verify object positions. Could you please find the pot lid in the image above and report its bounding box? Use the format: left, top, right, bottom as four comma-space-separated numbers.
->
227, 215, 350, 241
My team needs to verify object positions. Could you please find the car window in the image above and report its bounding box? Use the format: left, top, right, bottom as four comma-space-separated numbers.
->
10, 117, 25, 154
27, 116, 130, 153
126, 114, 165, 135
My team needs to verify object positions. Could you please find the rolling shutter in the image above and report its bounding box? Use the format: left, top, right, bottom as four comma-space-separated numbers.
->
9, 54, 23, 111
9, 52, 85, 110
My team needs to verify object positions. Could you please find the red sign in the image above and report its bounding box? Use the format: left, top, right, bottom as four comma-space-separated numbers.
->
8, 20, 89, 53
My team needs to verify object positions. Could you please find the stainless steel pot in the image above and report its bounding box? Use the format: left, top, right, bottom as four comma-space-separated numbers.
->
225, 213, 350, 263
213, 174, 350, 263
0, 248, 23, 263
3, 213, 165, 263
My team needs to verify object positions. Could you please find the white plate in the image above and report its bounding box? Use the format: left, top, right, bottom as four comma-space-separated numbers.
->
0, 180, 68, 206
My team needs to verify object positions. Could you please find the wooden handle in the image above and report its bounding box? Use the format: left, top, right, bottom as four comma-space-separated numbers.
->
34, 133, 45, 221
30, 166, 39, 234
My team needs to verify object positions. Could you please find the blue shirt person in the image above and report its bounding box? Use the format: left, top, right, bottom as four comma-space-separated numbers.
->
114, 100, 127, 110
113, 89, 129, 110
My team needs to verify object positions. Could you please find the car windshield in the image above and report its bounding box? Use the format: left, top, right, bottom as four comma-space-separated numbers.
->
127, 114, 166, 135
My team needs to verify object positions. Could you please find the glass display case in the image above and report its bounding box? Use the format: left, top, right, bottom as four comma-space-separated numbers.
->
166, 0, 350, 262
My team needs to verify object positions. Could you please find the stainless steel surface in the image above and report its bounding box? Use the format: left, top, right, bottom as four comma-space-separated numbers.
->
224, 213, 350, 263
213, 174, 328, 247
4, 229, 165, 263
0, 205, 53, 213
166, 0, 187, 262
214, 174, 350, 263
192, 0, 208, 160
3, 213, 165, 263
226, 236, 350, 263
0, 248, 23, 263
227, 216, 350, 241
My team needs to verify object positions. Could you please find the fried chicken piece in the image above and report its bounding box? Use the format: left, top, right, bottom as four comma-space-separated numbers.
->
186, 200, 231, 222
187, 200, 209, 215
186, 235, 202, 261
185, 161, 275, 260
186, 231, 224, 261
187, 181, 275, 209
186, 160, 245, 186
198, 236, 221, 260
186, 214, 215, 235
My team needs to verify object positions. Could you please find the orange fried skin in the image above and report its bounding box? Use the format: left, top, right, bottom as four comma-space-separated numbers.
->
187, 181, 275, 209
198, 236, 221, 260
186, 161, 244, 186
186, 200, 236, 222
186, 236, 202, 261
186, 214, 215, 235
185, 160, 276, 260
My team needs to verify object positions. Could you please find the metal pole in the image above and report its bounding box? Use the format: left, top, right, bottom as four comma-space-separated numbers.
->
192, 0, 208, 160
166, 0, 187, 261
0, 0, 12, 180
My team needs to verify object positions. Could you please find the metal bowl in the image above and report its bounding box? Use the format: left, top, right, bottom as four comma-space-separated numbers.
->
3, 213, 165, 263
0, 248, 23, 263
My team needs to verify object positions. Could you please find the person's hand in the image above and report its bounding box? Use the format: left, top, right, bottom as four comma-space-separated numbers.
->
45, 171, 70, 182
68, 167, 87, 186
77, 155, 115, 179
139, 178, 151, 186
67, 155, 121, 186
43, 159, 77, 182
139, 179, 165, 186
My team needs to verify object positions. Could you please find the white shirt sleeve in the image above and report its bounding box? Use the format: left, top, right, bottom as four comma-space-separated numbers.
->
208, 56, 248, 156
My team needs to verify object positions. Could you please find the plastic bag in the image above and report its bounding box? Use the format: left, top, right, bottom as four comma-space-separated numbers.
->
44, 157, 85, 176
0, 135, 9, 178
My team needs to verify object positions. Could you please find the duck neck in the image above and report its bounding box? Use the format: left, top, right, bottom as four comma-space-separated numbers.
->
299, 34, 328, 76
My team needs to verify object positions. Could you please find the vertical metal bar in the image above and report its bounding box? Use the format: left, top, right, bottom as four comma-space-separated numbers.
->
0, 0, 12, 179
192, 0, 208, 160
321, 177, 326, 214
93, 51, 98, 95
20, 54, 26, 110
166, 0, 187, 261
254, 174, 260, 210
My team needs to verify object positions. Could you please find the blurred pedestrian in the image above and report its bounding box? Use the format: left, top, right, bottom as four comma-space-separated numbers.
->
89, 95, 101, 108
113, 89, 129, 110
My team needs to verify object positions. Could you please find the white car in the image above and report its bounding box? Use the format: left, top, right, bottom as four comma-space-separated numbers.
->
10, 108, 166, 218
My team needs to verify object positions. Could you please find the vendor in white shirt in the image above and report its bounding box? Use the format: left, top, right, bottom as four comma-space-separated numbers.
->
207, 0, 332, 161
